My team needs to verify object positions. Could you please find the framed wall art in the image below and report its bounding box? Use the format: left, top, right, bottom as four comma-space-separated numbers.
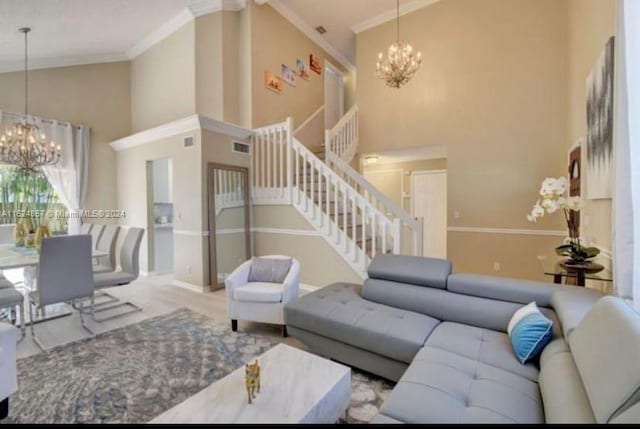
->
281, 64, 297, 87
309, 54, 322, 75
586, 36, 615, 200
264, 70, 283, 94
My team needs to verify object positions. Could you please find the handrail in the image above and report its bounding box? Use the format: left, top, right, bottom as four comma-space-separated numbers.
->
325, 105, 359, 163
326, 151, 424, 256
294, 105, 324, 136
252, 116, 403, 274
330, 104, 358, 134
291, 136, 400, 266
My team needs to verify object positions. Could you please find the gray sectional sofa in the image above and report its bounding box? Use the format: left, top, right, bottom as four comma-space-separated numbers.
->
284, 254, 640, 424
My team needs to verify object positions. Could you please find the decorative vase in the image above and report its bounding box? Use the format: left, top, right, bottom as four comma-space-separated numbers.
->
13, 222, 25, 247
559, 260, 605, 274
25, 232, 35, 248
34, 226, 51, 251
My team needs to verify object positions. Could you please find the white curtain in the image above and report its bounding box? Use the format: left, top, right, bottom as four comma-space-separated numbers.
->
0, 112, 90, 235
613, 0, 640, 303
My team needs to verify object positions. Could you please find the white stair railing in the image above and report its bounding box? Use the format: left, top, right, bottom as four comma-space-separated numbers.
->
252, 118, 293, 205
325, 105, 359, 163
252, 117, 401, 276
326, 152, 424, 256
214, 168, 246, 216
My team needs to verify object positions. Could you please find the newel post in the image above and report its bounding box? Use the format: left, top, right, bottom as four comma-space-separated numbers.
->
286, 117, 294, 204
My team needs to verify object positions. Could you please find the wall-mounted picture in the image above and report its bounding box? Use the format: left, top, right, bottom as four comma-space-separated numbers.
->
309, 54, 322, 75
296, 58, 310, 80
568, 141, 582, 197
264, 70, 283, 94
586, 36, 615, 200
281, 64, 297, 87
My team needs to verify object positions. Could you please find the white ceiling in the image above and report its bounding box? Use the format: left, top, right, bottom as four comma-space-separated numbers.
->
275, 0, 439, 64
0, 0, 196, 72
0, 0, 439, 73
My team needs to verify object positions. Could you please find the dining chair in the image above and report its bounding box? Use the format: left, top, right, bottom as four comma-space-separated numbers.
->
91, 227, 144, 321
80, 223, 93, 235
28, 235, 95, 350
90, 224, 105, 250
93, 225, 120, 274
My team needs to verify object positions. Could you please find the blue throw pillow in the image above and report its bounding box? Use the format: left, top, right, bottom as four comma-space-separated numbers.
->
509, 311, 553, 364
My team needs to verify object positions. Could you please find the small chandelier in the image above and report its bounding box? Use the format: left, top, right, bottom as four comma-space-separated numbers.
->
375, 0, 422, 88
0, 28, 61, 173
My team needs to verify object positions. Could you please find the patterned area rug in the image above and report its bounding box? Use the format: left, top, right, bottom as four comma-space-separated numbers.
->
3, 308, 393, 424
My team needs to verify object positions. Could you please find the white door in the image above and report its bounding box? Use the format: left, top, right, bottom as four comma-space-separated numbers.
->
411, 170, 447, 258
324, 61, 344, 129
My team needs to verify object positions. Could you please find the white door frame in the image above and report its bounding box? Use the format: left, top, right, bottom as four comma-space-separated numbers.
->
324, 60, 344, 126
410, 169, 448, 258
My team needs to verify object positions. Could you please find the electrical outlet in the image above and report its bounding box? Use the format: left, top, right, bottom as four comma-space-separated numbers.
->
453, 210, 461, 219
187, 264, 192, 274
493, 262, 501, 271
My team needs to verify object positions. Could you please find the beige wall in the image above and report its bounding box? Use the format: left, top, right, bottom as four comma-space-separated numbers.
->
131, 22, 196, 132
252, 205, 363, 286
116, 130, 203, 284
293, 107, 325, 149
363, 158, 447, 213
356, 0, 570, 280
195, 13, 224, 121
0, 62, 131, 214
116, 127, 251, 290
249, 2, 351, 129
567, 0, 616, 260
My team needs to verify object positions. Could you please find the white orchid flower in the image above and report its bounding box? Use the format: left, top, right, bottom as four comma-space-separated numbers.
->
528, 177, 582, 223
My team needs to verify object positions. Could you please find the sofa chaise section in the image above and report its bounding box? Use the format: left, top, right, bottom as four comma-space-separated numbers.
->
285, 283, 440, 381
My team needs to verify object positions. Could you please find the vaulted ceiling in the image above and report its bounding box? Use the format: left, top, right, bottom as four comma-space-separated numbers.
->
0, 0, 438, 73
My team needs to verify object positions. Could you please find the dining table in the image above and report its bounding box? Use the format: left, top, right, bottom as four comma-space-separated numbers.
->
0, 243, 109, 326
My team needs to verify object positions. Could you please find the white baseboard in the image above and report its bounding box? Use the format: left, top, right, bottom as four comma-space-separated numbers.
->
172, 279, 206, 293
300, 283, 320, 292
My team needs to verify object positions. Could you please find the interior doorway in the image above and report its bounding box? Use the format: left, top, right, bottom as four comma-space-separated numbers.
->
411, 170, 448, 259
324, 60, 344, 130
147, 158, 174, 275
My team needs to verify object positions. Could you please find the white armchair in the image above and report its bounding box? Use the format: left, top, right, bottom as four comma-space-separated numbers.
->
0, 323, 18, 420
225, 255, 300, 337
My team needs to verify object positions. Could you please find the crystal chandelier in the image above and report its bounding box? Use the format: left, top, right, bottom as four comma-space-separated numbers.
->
0, 28, 61, 173
375, 0, 422, 88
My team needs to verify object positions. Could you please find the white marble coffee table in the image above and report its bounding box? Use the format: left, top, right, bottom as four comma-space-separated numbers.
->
151, 343, 351, 424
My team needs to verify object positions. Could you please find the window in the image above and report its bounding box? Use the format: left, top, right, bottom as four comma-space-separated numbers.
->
0, 167, 68, 232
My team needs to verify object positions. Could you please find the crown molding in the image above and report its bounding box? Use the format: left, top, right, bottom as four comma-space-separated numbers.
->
126, 0, 247, 60
110, 114, 253, 152
126, 8, 194, 59
199, 115, 254, 140
110, 115, 200, 151
0, 52, 128, 74
351, 0, 441, 34
266, 0, 356, 73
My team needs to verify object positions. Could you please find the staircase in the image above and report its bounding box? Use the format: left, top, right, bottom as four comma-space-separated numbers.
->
252, 107, 423, 278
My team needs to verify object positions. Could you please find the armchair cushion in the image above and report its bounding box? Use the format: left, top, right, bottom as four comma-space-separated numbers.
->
248, 257, 292, 284
234, 282, 283, 303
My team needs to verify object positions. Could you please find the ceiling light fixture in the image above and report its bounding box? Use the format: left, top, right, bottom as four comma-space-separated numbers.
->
375, 0, 422, 88
0, 28, 61, 173
364, 156, 380, 165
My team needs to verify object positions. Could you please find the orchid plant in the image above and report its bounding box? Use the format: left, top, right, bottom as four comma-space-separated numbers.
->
527, 177, 599, 264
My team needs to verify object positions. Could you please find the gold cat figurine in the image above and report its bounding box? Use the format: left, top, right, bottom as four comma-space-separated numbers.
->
245, 360, 261, 404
